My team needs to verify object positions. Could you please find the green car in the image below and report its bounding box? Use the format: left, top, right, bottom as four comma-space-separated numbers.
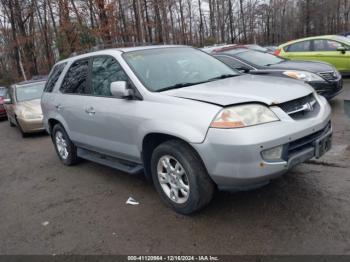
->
276, 35, 350, 74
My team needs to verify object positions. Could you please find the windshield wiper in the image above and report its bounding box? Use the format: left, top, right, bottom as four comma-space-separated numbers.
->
206, 74, 238, 82
157, 82, 201, 92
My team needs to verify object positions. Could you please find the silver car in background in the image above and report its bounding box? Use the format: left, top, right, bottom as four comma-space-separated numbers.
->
41, 46, 332, 214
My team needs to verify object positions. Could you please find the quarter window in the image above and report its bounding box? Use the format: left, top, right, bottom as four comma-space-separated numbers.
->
60, 59, 89, 94
91, 56, 128, 97
45, 62, 67, 92
287, 41, 311, 52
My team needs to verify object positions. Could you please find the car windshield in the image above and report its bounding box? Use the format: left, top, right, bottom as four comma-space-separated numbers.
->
232, 50, 285, 67
0, 88, 7, 97
123, 47, 239, 92
16, 82, 45, 102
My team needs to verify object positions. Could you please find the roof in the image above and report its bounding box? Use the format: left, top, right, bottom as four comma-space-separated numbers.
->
279, 35, 340, 47
59, 45, 188, 63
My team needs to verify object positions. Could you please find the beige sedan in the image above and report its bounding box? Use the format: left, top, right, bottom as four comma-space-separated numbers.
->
4, 80, 46, 137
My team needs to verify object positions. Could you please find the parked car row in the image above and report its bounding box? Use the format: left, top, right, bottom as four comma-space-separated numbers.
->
1, 43, 335, 214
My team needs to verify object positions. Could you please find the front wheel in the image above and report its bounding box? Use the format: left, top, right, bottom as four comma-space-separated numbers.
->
52, 124, 78, 166
151, 140, 215, 214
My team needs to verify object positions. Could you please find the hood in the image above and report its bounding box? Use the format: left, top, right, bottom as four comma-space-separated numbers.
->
163, 74, 313, 106
17, 99, 42, 115
266, 60, 334, 73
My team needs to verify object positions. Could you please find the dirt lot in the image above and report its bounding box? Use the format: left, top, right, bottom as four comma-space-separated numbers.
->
0, 80, 350, 255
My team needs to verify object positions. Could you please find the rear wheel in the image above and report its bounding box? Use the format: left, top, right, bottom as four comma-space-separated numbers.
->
52, 124, 78, 165
151, 140, 215, 214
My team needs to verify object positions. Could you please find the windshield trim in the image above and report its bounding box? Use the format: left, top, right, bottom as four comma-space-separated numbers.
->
122, 47, 239, 92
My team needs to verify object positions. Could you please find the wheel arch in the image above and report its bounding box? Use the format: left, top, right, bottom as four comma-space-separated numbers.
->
141, 133, 208, 182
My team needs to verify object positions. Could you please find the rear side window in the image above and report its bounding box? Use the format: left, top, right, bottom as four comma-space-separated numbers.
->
286, 41, 311, 52
44, 63, 67, 92
60, 59, 89, 94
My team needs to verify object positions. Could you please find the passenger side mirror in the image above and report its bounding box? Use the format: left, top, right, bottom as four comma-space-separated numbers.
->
110, 81, 133, 99
3, 98, 11, 104
337, 46, 346, 54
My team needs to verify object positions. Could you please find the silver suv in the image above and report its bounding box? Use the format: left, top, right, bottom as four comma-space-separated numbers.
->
41, 46, 332, 214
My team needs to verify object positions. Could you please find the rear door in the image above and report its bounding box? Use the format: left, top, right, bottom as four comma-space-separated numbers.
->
311, 39, 350, 72
283, 40, 313, 61
56, 58, 92, 146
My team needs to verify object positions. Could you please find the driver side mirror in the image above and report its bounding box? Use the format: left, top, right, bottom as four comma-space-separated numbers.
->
3, 98, 12, 104
337, 46, 346, 54
110, 81, 133, 99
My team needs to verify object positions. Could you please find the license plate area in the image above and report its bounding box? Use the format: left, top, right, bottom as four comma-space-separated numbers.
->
314, 134, 332, 159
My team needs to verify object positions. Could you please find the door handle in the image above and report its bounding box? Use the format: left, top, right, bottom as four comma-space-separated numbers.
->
56, 104, 63, 111
85, 107, 96, 115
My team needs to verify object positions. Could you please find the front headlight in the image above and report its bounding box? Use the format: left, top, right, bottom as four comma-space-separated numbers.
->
21, 111, 41, 119
210, 104, 279, 129
283, 71, 324, 82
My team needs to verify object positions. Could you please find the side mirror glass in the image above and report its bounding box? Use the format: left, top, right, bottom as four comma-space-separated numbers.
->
337, 46, 346, 53
110, 81, 133, 99
3, 98, 11, 104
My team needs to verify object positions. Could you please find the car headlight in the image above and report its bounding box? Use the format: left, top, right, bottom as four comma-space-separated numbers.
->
283, 71, 324, 82
210, 104, 279, 129
21, 111, 41, 119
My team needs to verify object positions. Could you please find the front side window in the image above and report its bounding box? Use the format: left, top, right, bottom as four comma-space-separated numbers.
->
287, 41, 311, 52
45, 63, 67, 92
91, 56, 128, 97
16, 82, 45, 102
313, 39, 342, 51
60, 59, 89, 94
123, 47, 238, 92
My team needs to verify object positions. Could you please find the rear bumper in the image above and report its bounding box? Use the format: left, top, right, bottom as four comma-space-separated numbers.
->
17, 117, 45, 133
192, 96, 332, 190
309, 79, 343, 100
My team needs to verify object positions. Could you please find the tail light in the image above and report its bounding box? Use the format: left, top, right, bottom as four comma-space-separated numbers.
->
274, 48, 282, 56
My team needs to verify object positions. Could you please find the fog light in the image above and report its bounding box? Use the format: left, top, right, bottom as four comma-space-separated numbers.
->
261, 145, 283, 161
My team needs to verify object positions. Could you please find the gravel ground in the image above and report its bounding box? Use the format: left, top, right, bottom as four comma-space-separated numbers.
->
0, 80, 349, 255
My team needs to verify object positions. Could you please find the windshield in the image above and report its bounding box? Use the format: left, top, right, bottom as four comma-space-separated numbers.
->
0, 88, 7, 97
123, 47, 239, 92
232, 50, 285, 67
16, 82, 45, 102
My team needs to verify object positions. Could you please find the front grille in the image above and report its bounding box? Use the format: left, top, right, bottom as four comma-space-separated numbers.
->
285, 121, 331, 160
318, 71, 338, 81
279, 94, 319, 119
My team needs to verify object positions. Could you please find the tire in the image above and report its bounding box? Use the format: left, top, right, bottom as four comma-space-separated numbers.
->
52, 124, 78, 166
151, 140, 215, 214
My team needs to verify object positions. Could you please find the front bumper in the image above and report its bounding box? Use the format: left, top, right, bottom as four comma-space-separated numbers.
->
309, 79, 343, 100
17, 117, 45, 133
192, 96, 332, 190
0, 105, 6, 117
